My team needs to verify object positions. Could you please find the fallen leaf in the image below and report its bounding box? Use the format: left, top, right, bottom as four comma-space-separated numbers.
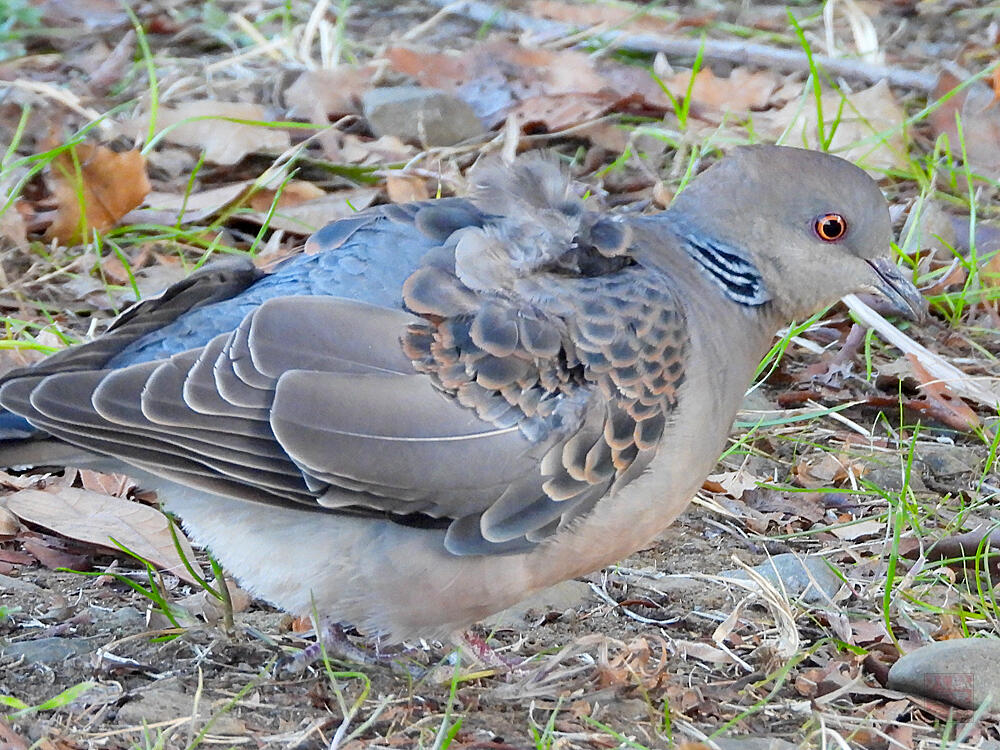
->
0, 201, 29, 251
128, 181, 255, 225
930, 69, 1000, 181
387, 41, 669, 132
529, 0, 677, 34
702, 469, 760, 498
5, 487, 203, 584
0, 505, 21, 537
45, 144, 151, 245
829, 518, 883, 540
663, 67, 778, 116
386, 174, 430, 203
762, 80, 908, 172
905, 353, 981, 431
148, 101, 291, 166
246, 180, 327, 212
284, 65, 378, 122
241, 187, 380, 234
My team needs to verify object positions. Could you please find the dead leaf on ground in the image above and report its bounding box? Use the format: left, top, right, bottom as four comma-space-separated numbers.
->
321, 132, 418, 165
663, 67, 779, 116
905, 353, 981, 431
246, 180, 327, 212
241, 187, 380, 234
5, 487, 203, 584
762, 80, 908, 172
284, 65, 378, 122
45, 144, 151, 245
386, 41, 669, 133
128, 181, 255, 225
794, 452, 867, 489
145, 101, 291, 166
702, 469, 760, 498
529, 0, 678, 34
386, 174, 430, 203
930, 69, 1000, 181
0, 200, 29, 251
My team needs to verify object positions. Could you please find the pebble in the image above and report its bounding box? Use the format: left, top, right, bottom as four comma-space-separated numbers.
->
888, 638, 1000, 710
2, 636, 95, 664
721, 553, 842, 604
363, 86, 485, 147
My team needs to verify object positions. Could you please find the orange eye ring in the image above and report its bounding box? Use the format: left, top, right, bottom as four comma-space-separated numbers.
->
815, 213, 848, 242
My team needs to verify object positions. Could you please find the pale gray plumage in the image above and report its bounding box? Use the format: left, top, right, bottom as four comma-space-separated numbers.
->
0, 146, 924, 640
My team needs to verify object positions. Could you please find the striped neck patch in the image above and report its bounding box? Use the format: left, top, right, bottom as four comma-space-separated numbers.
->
680, 232, 771, 306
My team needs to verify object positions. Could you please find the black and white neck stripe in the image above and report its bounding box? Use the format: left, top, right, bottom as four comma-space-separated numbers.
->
680, 232, 771, 306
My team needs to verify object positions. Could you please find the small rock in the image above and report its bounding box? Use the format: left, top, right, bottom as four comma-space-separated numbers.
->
916, 443, 980, 478
363, 86, 485, 147
117, 685, 245, 734
714, 738, 799, 750
2, 636, 94, 663
888, 638, 1000, 710
722, 553, 842, 604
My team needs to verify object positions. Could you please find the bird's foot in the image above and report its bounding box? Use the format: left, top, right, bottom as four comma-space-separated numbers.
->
450, 630, 526, 673
276, 622, 420, 678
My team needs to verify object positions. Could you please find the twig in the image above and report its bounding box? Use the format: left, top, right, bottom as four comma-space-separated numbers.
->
844, 294, 1000, 409
429, 0, 938, 92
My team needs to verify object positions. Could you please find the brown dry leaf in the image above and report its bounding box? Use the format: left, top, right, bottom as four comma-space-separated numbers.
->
672, 639, 739, 665
150, 102, 291, 166
794, 453, 867, 489
129, 181, 255, 225
982, 245, 1000, 309
0, 201, 29, 251
0, 504, 21, 537
529, 0, 677, 34
762, 80, 908, 172
386, 174, 430, 203
664, 67, 778, 116
77, 469, 136, 497
930, 70, 1000, 181
905, 353, 981, 431
45, 144, 151, 245
284, 65, 378, 121
702, 469, 759, 498
246, 180, 326, 212
829, 518, 882, 540
242, 187, 380, 234
5, 487, 203, 584
387, 41, 668, 132
39, 0, 128, 28
19, 532, 92, 571
324, 132, 418, 165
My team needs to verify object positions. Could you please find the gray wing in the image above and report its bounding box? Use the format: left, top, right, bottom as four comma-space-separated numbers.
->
0, 294, 608, 554
0, 156, 690, 556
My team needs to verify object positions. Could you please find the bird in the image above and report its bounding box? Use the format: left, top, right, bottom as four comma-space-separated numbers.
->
0, 145, 924, 643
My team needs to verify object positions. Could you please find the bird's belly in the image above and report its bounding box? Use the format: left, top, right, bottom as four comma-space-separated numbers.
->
163, 396, 731, 642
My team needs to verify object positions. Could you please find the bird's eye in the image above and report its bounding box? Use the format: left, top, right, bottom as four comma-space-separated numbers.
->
815, 213, 847, 242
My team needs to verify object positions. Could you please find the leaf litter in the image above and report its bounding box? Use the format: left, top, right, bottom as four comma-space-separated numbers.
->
0, 0, 999, 747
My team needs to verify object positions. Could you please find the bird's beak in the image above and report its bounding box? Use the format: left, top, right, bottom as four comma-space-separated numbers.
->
865, 258, 928, 323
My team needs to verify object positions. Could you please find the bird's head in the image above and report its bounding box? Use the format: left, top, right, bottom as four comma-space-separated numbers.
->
665, 145, 926, 323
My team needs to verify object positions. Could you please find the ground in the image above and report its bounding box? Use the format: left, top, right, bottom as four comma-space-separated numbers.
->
0, 1, 999, 748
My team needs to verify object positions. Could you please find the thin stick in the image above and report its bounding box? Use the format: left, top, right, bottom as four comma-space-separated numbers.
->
429, 0, 937, 92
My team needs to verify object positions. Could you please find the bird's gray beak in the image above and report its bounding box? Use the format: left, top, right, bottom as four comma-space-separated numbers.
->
865, 258, 928, 323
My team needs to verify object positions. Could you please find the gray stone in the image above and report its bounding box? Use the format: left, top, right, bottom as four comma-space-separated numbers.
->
888, 638, 1000, 710
722, 553, 842, 605
363, 86, 485, 147
714, 739, 799, 750
2, 636, 94, 663
916, 443, 981, 478
117, 685, 245, 734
